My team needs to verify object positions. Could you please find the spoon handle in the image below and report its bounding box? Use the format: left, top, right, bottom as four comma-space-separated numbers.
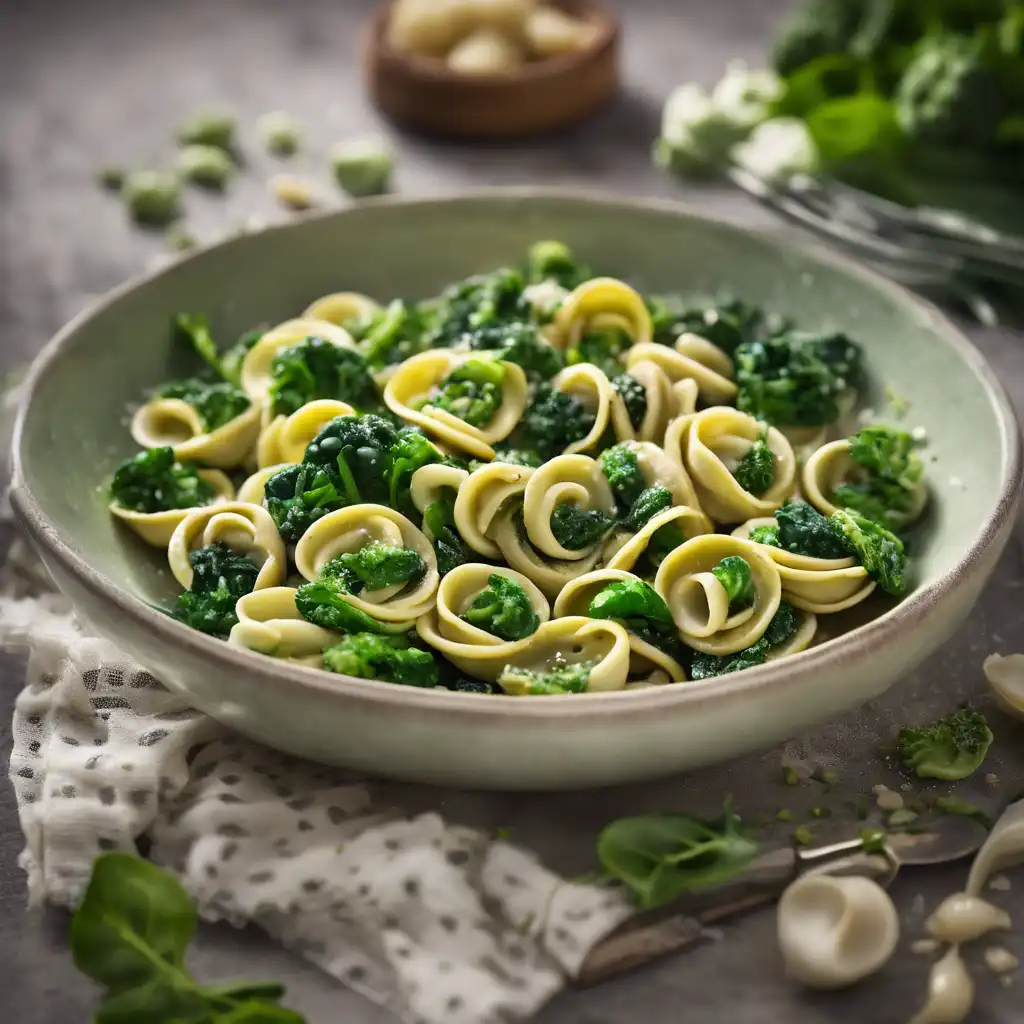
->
575, 839, 897, 987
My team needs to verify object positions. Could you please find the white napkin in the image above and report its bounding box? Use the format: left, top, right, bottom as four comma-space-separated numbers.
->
0, 530, 633, 1024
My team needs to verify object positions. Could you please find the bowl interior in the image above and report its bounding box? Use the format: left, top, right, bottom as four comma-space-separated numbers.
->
15, 194, 1014, 630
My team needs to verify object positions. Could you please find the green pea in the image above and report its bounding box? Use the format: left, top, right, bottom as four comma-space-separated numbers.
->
329, 138, 392, 198
177, 108, 236, 150
121, 170, 181, 226
96, 166, 126, 191
258, 111, 302, 156
178, 144, 235, 189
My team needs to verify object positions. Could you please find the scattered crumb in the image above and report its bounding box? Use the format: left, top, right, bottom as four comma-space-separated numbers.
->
911, 938, 940, 955
984, 947, 1019, 975
783, 765, 800, 786
793, 826, 814, 846
269, 173, 316, 210
911, 425, 927, 442
949, 475, 965, 489
873, 784, 904, 812
989, 875, 1012, 893
985, 773, 1000, 787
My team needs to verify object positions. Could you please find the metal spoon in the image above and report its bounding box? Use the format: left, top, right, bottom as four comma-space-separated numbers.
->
576, 815, 988, 987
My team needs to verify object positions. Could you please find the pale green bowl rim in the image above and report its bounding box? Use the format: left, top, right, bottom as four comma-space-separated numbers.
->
10, 189, 1023, 724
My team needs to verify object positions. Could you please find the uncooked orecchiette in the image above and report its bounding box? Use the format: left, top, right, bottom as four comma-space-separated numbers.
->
105, 241, 919, 694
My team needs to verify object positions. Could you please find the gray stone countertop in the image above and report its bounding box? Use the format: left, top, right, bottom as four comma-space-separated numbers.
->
1, 0, 1022, 1021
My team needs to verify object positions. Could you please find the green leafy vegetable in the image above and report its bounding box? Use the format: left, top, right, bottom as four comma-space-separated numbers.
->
220, 329, 263, 387
567, 326, 631, 377
898, 707, 993, 780
109, 447, 213, 514
833, 424, 924, 528
467, 320, 563, 382
648, 295, 780, 353
268, 336, 376, 417
158, 378, 250, 432
320, 542, 425, 595
423, 496, 473, 575
829, 508, 907, 595
735, 331, 863, 428
71, 853, 303, 1023
690, 602, 800, 679
622, 486, 673, 532
386, 428, 443, 518
172, 313, 222, 378
611, 374, 648, 430
523, 385, 595, 461
424, 267, 526, 348
526, 240, 589, 289
122, 170, 181, 226
498, 661, 594, 695
294, 580, 401, 635
322, 633, 439, 687
350, 300, 429, 371
711, 556, 755, 608
461, 573, 540, 640
774, 500, 850, 559
748, 523, 781, 546
175, 543, 259, 638
587, 577, 682, 657
597, 799, 759, 909
428, 359, 505, 427
732, 436, 775, 494
550, 503, 615, 550
600, 443, 646, 510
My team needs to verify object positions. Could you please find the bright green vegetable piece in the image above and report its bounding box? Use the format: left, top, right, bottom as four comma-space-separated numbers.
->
321, 542, 425, 595
294, 579, 401, 634
329, 138, 392, 197
157, 377, 250, 432
587, 577, 682, 658
467, 320, 563, 382
622, 486, 673, 533
429, 358, 505, 427
748, 523, 781, 547
611, 374, 648, 430
425, 267, 525, 347
177, 144, 235, 189
258, 111, 302, 156
567, 325, 631, 377
175, 543, 259, 637
898, 707, 993, 781
774, 500, 849, 559
525, 239, 588, 288
386, 428, 443, 518
220, 328, 264, 387
771, 0, 864, 76
268, 335, 377, 416
600, 443, 646, 510
793, 825, 815, 846
423, 496, 472, 575
690, 602, 799, 680
783, 765, 800, 786
834, 424, 924, 529
733, 436, 775, 494
711, 556, 755, 608
462, 573, 540, 641
177, 108, 236, 149
350, 299, 429, 370
597, 799, 758, 909
322, 633, 439, 687
122, 170, 182, 226
523, 385, 595, 461
550, 502, 615, 550
172, 313, 221, 377
828, 508, 906, 595
498, 660, 594, 696
109, 447, 213, 514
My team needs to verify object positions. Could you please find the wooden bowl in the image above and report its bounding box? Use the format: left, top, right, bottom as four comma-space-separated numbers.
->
362, 1, 620, 139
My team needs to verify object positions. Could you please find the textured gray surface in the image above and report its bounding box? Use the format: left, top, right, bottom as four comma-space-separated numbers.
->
1, 1, 1023, 1021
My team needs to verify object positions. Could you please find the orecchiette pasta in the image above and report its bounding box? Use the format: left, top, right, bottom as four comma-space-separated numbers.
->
107, 240, 914, 694
110, 469, 235, 548
168, 502, 286, 592
384, 350, 528, 460
130, 398, 261, 470
294, 504, 439, 622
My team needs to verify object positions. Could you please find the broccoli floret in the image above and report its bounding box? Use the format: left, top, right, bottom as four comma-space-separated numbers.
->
172, 313, 223, 379
568, 326, 632, 378
175, 543, 259, 637
833, 425, 924, 529
771, 0, 863, 76
522, 386, 595, 462
550, 503, 615, 550
896, 34, 1003, 148
467, 321, 564, 382
220, 328, 263, 387
898, 707, 993, 780
600, 443, 647, 510
526, 240, 589, 289
735, 331, 863, 428
446, 677, 497, 694
775, 500, 851, 559
649, 295, 780, 353
109, 447, 214, 514
612, 374, 648, 431
490, 448, 543, 468
733, 436, 775, 495
461, 573, 540, 640
268, 336, 377, 417
322, 633, 439, 687
828, 508, 907, 595
498, 660, 594, 695
347, 300, 430, 371
711, 556, 755, 609
748, 523, 781, 547
423, 497, 472, 576
623, 486, 673, 532
386, 428, 443, 519
424, 268, 525, 347
690, 602, 799, 679
321, 542, 426, 595
295, 579, 401, 634
427, 358, 505, 428
157, 378, 250, 432
264, 463, 344, 542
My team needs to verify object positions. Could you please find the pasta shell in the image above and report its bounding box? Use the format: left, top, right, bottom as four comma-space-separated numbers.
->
454, 462, 535, 559
553, 277, 652, 351
131, 398, 261, 470
302, 291, 380, 326
256, 399, 356, 468
627, 340, 737, 406
229, 586, 344, 660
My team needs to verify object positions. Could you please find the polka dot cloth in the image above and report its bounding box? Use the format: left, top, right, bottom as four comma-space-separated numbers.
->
1, 578, 632, 1024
